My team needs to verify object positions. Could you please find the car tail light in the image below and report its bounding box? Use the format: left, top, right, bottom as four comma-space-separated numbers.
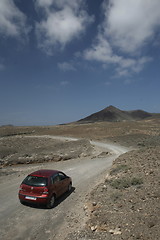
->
43, 187, 49, 194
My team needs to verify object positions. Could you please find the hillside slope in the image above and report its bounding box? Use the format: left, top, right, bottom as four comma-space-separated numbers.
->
78, 105, 153, 123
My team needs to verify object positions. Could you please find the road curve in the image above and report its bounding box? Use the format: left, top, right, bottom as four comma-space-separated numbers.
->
0, 136, 129, 240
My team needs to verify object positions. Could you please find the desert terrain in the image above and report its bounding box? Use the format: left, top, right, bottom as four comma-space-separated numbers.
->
0, 116, 160, 239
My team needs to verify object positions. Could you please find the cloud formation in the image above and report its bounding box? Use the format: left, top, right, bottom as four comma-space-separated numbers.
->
35, 0, 94, 54
0, 0, 159, 78
106, 0, 160, 53
84, 0, 160, 77
0, 0, 28, 38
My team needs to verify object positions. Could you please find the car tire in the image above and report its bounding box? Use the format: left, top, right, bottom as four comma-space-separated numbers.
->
47, 194, 56, 209
68, 182, 72, 192
20, 200, 24, 204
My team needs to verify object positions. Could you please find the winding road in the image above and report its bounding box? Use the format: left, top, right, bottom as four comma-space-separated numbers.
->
0, 136, 129, 240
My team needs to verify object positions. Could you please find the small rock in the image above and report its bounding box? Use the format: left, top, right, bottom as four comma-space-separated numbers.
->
148, 221, 156, 228
109, 229, 114, 234
83, 205, 88, 211
91, 226, 97, 231
109, 227, 122, 235
92, 202, 97, 206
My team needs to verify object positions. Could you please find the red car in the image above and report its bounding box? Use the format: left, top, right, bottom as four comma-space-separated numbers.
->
18, 169, 72, 208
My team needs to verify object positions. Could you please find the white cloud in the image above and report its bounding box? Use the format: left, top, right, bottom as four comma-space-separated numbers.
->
84, 34, 152, 77
84, 0, 160, 77
118, 56, 152, 74
35, 0, 94, 54
84, 34, 116, 63
0, 0, 28, 38
58, 62, 76, 71
106, 0, 160, 53
131, 57, 152, 73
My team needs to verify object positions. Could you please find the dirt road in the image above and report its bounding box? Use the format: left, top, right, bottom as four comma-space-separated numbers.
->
0, 137, 128, 240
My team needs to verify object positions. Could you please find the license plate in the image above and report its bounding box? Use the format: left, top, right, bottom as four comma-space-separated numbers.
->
25, 196, 37, 200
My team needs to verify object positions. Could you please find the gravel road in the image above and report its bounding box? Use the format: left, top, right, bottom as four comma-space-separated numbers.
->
0, 137, 128, 240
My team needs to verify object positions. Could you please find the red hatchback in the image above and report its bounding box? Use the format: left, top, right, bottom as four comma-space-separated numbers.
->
19, 169, 72, 208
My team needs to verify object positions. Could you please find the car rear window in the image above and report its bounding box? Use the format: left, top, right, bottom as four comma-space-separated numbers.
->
22, 175, 48, 187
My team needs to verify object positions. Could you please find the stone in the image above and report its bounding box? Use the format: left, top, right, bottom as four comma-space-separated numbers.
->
91, 226, 97, 231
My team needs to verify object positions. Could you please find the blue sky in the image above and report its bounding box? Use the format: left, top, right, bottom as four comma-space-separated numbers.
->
0, 0, 160, 126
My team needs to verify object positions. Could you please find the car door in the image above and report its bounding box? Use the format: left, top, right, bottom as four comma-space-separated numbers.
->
58, 172, 69, 194
50, 174, 60, 197
51, 174, 64, 197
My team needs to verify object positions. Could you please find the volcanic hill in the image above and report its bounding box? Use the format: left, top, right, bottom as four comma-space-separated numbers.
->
78, 105, 153, 123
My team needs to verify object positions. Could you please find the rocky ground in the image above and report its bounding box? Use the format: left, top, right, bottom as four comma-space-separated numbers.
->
0, 136, 94, 168
67, 145, 160, 240
0, 119, 160, 240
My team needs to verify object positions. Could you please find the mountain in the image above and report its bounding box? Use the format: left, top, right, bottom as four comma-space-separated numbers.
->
78, 105, 153, 123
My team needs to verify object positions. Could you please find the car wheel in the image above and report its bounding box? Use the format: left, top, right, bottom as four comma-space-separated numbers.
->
47, 194, 56, 209
68, 182, 72, 192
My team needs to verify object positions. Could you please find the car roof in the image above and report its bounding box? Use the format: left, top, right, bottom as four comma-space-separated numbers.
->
30, 169, 59, 178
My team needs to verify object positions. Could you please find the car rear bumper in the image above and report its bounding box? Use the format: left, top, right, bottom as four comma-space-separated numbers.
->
19, 193, 48, 205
